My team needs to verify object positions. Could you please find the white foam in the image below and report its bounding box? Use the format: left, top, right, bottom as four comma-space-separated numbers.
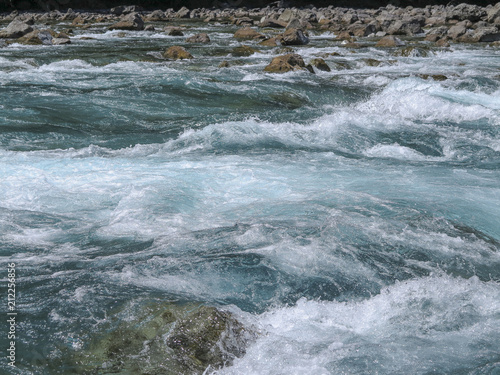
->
216, 275, 500, 375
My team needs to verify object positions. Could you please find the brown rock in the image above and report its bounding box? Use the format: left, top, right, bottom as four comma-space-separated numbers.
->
234, 27, 265, 40
280, 28, 309, 45
163, 46, 193, 60
309, 58, 331, 72
109, 13, 144, 31
263, 53, 313, 73
258, 37, 279, 46
232, 45, 260, 57
376, 35, 405, 47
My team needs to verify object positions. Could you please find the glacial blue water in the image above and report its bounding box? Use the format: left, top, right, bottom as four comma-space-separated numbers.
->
1, 22, 500, 374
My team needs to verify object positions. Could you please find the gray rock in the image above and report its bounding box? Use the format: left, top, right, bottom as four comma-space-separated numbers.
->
109, 13, 144, 31
186, 33, 210, 43
487, 3, 500, 23
176, 6, 190, 19
0, 20, 33, 39
450, 3, 486, 22
447, 21, 470, 40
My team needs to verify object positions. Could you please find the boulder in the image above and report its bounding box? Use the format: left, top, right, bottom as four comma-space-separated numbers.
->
145, 10, 166, 22
459, 27, 500, 42
109, 13, 144, 31
234, 27, 265, 40
280, 28, 309, 45
176, 6, 190, 19
487, 3, 500, 23
264, 53, 314, 73
165, 26, 184, 36
232, 45, 260, 56
16, 29, 55, 45
375, 35, 405, 47
387, 19, 423, 36
163, 46, 193, 60
309, 58, 331, 72
52, 37, 71, 45
259, 17, 287, 28
447, 21, 470, 40
449, 3, 486, 22
258, 37, 280, 46
0, 20, 33, 38
68, 302, 254, 375
186, 33, 210, 43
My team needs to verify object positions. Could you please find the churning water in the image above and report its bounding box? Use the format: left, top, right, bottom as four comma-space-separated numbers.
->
1, 21, 500, 374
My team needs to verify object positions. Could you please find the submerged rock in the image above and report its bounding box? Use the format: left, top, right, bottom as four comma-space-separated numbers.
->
0, 20, 33, 38
232, 45, 260, 56
163, 45, 193, 60
69, 302, 254, 374
264, 53, 314, 73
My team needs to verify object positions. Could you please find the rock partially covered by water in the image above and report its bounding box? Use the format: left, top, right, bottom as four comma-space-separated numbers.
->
280, 28, 309, 45
376, 35, 405, 47
70, 302, 254, 374
0, 20, 33, 38
232, 45, 260, 56
16, 29, 55, 45
309, 58, 331, 72
109, 13, 144, 31
163, 45, 193, 60
186, 33, 210, 43
264, 53, 314, 73
234, 27, 265, 40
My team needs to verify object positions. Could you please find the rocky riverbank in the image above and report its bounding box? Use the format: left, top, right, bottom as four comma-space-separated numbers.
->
1, 2, 500, 49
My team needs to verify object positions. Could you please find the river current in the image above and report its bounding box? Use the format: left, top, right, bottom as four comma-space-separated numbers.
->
1, 21, 500, 374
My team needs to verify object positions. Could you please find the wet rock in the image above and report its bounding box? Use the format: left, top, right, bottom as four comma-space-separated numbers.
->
233, 17, 254, 26
144, 25, 155, 32
0, 40, 7, 48
52, 37, 71, 45
163, 46, 193, 60
109, 13, 144, 31
232, 45, 260, 56
280, 28, 309, 45
309, 58, 331, 71
264, 53, 313, 73
186, 33, 210, 43
376, 35, 405, 47
335, 31, 355, 41
436, 37, 451, 47
259, 37, 279, 46
165, 26, 184, 36
234, 27, 265, 40
0, 20, 33, 38
393, 46, 433, 57
69, 302, 254, 375
218, 60, 230, 68
362, 58, 383, 66
259, 17, 287, 28
16, 29, 55, 45
418, 73, 447, 81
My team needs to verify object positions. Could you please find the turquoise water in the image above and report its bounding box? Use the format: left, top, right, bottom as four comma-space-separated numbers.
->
1, 21, 500, 374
